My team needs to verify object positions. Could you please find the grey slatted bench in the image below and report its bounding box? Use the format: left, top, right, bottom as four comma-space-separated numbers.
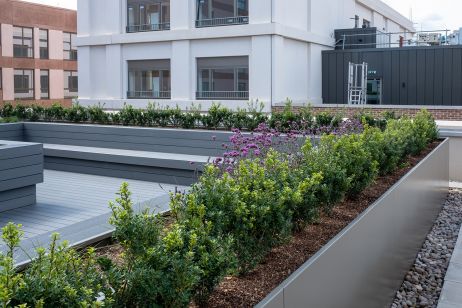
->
20, 123, 232, 186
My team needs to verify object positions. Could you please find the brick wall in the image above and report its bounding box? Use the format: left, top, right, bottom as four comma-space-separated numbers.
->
0, 99, 73, 108
272, 105, 462, 121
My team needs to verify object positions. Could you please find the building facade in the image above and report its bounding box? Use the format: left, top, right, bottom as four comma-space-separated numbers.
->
0, 0, 77, 107
77, 0, 413, 112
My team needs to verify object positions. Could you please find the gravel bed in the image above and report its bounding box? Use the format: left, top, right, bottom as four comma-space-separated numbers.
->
391, 189, 462, 308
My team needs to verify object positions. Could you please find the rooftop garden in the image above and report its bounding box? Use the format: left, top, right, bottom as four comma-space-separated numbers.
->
0, 109, 439, 307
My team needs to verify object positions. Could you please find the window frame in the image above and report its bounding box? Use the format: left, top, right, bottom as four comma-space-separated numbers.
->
14, 69, 35, 100
40, 69, 50, 99
64, 70, 78, 98
63, 32, 78, 61
13, 26, 34, 58
39, 29, 49, 59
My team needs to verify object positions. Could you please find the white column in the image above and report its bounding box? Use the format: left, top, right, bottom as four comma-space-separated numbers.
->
105, 44, 123, 99
34, 69, 41, 100
171, 0, 193, 30
77, 46, 92, 99
171, 40, 192, 101
249, 35, 272, 111
77, 0, 91, 36
271, 35, 285, 104
249, 0, 272, 24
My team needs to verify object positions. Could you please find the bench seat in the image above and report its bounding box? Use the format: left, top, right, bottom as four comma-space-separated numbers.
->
43, 144, 213, 186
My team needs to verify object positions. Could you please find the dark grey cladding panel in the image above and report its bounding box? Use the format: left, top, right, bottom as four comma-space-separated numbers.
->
23, 123, 233, 156
0, 186, 36, 213
322, 45, 462, 106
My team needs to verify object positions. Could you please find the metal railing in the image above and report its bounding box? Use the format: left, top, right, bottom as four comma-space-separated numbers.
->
196, 16, 249, 28
127, 91, 171, 99
126, 22, 170, 33
40, 89, 49, 99
196, 91, 249, 100
13, 45, 33, 58
336, 29, 454, 50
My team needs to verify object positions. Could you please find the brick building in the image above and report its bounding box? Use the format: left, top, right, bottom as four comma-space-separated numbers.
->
0, 0, 77, 107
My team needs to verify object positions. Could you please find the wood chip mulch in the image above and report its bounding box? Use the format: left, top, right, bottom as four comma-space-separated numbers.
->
203, 141, 441, 308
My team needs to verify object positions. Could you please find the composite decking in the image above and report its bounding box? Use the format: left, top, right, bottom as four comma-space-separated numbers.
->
0, 169, 184, 266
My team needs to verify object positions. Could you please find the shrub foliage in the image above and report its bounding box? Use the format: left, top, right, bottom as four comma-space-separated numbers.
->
0, 110, 438, 307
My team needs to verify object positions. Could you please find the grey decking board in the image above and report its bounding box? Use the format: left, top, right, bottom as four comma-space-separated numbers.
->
0, 170, 182, 265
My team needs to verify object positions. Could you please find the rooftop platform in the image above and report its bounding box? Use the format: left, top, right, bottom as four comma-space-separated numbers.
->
0, 169, 184, 266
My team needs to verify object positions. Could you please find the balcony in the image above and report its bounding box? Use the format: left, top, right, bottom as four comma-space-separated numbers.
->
127, 91, 171, 99
196, 0, 248, 28
196, 91, 248, 100
196, 16, 248, 28
126, 22, 170, 33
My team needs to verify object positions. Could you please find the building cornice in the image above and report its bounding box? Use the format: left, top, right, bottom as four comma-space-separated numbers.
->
75, 23, 335, 48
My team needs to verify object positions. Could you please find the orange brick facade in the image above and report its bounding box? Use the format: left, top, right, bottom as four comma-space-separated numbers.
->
272, 105, 462, 121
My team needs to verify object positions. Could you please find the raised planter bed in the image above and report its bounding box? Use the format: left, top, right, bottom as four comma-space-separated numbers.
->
0, 140, 43, 212
255, 139, 450, 308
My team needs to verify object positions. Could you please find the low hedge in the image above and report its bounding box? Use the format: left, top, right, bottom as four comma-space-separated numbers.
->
0, 101, 389, 132
0, 110, 438, 307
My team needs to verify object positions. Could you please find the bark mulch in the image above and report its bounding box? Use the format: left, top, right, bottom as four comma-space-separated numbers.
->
204, 141, 441, 308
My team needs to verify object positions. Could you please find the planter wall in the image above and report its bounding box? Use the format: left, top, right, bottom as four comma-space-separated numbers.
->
0, 140, 43, 212
258, 139, 450, 308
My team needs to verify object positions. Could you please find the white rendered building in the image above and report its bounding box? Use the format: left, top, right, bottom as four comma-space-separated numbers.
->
76, 0, 414, 112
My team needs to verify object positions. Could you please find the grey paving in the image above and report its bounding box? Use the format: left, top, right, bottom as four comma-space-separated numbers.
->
0, 169, 184, 266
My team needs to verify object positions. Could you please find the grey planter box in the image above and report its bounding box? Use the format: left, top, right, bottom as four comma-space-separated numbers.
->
0, 140, 44, 212
258, 139, 450, 308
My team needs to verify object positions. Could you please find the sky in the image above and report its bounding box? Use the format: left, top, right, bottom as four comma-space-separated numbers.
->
20, 0, 462, 31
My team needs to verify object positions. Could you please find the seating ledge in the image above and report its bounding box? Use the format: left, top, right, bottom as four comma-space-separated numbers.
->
43, 144, 212, 171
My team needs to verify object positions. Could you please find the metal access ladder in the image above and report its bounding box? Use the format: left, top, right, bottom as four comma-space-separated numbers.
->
348, 62, 368, 105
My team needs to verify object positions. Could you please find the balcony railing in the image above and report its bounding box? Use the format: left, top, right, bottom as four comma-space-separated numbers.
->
196, 91, 249, 100
195, 16, 249, 28
127, 91, 171, 99
41, 89, 49, 99
126, 23, 171, 33
13, 45, 33, 58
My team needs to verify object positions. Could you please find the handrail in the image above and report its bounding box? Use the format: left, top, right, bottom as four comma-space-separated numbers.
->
196, 91, 249, 100
127, 91, 171, 99
196, 16, 249, 28
126, 23, 170, 33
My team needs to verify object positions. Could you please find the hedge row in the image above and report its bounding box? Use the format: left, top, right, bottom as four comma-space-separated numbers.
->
0, 110, 438, 307
0, 101, 390, 131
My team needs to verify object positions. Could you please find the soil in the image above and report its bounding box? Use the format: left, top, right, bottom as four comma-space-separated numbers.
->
204, 141, 441, 308
94, 141, 441, 308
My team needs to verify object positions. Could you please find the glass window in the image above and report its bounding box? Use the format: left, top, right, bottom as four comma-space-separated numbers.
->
40, 70, 49, 99
39, 29, 49, 59
127, 0, 170, 32
196, 0, 248, 27
196, 56, 249, 99
127, 60, 171, 99
64, 71, 78, 98
63, 32, 77, 60
13, 26, 34, 58
14, 69, 34, 100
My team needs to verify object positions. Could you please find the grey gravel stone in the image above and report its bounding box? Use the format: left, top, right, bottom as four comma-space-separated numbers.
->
391, 189, 462, 308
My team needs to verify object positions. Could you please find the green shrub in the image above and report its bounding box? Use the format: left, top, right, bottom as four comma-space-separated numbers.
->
188, 151, 295, 274
1, 103, 14, 118
65, 104, 88, 123
44, 103, 66, 122
0, 223, 111, 307
107, 183, 200, 307
88, 103, 110, 124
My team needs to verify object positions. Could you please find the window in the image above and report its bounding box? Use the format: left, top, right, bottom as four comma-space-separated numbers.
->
40, 70, 49, 99
14, 69, 34, 100
63, 32, 77, 60
196, 56, 249, 100
64, 71, 78, 98
196, 0, 249, 27
127, 0, 170, 32
127, 60, 171, 99
13, 26, 33, 58
39, 29, 49, 59
363, 19, 371, 28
